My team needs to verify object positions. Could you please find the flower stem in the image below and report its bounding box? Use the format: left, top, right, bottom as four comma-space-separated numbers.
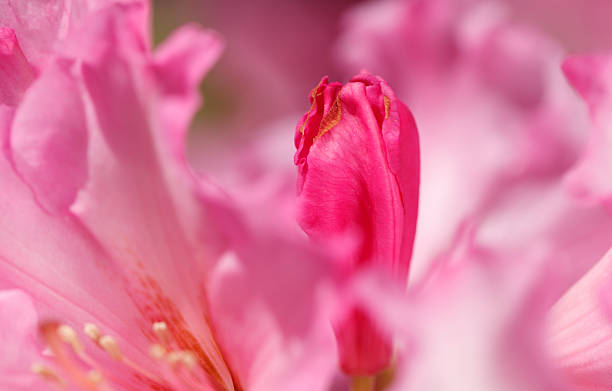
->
351, 375, 376, 391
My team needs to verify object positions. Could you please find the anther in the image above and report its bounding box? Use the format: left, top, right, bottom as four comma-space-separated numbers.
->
149, 343, 167, 359
84, 323, 102, 342
57, 324, 83, 353
31, 363, 63, 385
99, 335, 122, 360
153, 321, 170, 343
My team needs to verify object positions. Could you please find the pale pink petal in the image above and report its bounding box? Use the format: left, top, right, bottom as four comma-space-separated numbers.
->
0, 0, 70, 67
0, 289, 47, 390
9, 59, 87, 212
476, 179, 612, 296
563, 54, 612, 211
208, 231, 340, 391
547, 248, 612, 389
0, 5, 223, 388
56, 6, 235, 388
0, 28, 34, 106
0, 0, 150, 69
357, 252, 569, 390
0, 108, 156, 371
152, 24, 223, 160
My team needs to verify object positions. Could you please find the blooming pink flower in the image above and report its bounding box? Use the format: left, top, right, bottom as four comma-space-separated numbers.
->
0, 2, 340, 391
294, 73, 419, 376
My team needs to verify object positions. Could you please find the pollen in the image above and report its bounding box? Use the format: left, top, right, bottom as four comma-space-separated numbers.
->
383, 95, 390, 120
314, 96, 342, 142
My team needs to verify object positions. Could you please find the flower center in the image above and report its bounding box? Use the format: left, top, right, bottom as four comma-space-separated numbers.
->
32, 320, 224, 391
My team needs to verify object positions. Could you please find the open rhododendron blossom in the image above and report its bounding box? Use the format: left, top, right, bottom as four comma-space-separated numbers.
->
3, 0, 612, 391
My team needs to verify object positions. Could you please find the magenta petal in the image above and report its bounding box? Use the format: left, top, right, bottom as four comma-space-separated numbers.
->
0, 289, 43, 390
152, 24, 223, 159
294, 74, 419, 374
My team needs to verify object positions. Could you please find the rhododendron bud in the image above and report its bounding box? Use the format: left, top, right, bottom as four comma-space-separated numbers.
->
294, 73, 420, 375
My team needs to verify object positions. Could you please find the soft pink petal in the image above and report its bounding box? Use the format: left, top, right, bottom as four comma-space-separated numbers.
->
547, 248, 612, 390
476, 178, 612, 297
0, 107, 156, 374
0, 0, 70, 68
357, 251, 569, 390
0, 289, 46, 390
0, 0, 150, 69
0, 4, 224, 389
0, 28, 34, 106
152, 24, 223, 160
9, 58, 87, 212
563, 54, 612, 211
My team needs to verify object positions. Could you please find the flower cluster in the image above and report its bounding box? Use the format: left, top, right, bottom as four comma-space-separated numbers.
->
1, 1, 612, 391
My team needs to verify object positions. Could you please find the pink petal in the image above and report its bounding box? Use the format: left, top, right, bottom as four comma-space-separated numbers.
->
208, 230, 340, 391
547, 248, 612, 389
357, 252, 569, 390
63, 6, 235, 388
0, 112, 155, 368
0, 0, 69, 67
152, 24, 223, 160
9, 59, 88, 213
0, 28, 34, 106
0, 289, 45, 390
0, 0, 150, 69
563, 54, 612, 211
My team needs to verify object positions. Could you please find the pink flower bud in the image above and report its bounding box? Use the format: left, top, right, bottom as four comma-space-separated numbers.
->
294, 72, 420, 375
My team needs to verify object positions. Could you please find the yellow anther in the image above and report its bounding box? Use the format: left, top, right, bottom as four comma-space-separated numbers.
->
149, 343, 167, 359
84, 323, 102, 342
152, 321, 170, 343
31, 363, 63, 385
99, 335, 122, 360
57, 324, 83, 353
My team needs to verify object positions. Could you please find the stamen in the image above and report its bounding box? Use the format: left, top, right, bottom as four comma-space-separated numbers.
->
84, 323, 102, 342
152, 321, 170, 344
31, 363, 64, 385
57, 325, 84, 354
99, 335, 122, 361
150, 343, 167, 359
